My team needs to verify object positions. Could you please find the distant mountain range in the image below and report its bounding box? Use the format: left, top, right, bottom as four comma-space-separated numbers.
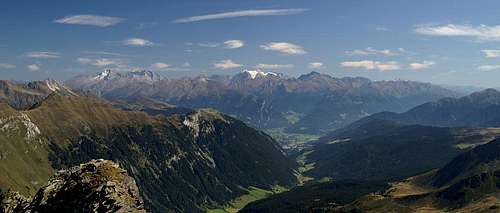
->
300, 88, 500, 181
344, 88, 500, 130
0, 81, 296, 212
254, 87, 500, 212
66, 70, 460, 134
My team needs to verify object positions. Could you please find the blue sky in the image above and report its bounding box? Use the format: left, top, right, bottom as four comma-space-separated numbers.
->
2, 0, 500, 87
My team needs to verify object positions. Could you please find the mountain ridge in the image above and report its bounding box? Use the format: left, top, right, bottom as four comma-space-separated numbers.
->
0, 81, 297, 212
66, 70, 460, 135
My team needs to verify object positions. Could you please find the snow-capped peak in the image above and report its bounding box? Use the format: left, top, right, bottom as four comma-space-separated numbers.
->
94, 69, 112, 81
243, 69, 278, 79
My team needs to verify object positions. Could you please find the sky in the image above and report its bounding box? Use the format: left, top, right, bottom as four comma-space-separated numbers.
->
2, 0, 500, 87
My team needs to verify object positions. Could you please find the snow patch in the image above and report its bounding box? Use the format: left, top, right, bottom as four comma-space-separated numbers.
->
94, 69, 112, 81
243, 69, 278, 79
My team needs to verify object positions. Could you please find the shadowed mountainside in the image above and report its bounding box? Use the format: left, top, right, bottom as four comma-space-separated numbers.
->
0, 80, 297, 212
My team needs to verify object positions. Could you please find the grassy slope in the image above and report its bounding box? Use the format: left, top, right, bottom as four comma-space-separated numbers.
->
1, 93, 298, 212
0, 103, 53, 196
0, 94, 152, 196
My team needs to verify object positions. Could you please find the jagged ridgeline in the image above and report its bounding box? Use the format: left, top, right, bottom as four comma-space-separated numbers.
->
66, 70, 460, 134
0, 80, 297, 212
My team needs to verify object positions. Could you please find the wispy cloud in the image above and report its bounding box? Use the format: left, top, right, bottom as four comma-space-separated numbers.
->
173, 9, 308, 23
414, 24, 500, 41
214, 59, 243, 69
150, 62, 171, 70
55, 14, 125, 27
24, 51, 61, 59
345, 47, 401, 56
409, 61, 436, 70
340, 60, 400, 71
27, 64, 40, 72
260, 42, 306, 55
122, 38, 156, 47
77, 57, 126, 67
478, 65, 500, 71
0, 63, 15, 69
481, 49, 500, 58
223, 40, 245, 49
256, 63, 294, 69
308, 62, 324, 69
187, 40, 245, 49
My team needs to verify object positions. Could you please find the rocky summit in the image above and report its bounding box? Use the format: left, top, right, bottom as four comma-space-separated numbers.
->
0, 159, 145, 213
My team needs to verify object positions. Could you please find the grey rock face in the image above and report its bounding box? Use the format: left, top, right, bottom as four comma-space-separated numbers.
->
1, 159, 145, 213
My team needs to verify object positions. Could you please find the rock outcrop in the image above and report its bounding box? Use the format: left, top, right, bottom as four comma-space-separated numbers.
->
1, 159, 145, 213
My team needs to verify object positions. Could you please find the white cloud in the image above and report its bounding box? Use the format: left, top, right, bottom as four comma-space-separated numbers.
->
478, 65, 500, 71
0, 63, 15, 69
481, 49, 500, 58
308, 62, 324, 69
183, 62, 191, 67
341, 60, 376, 70
77, 57, 125, 67
260, 42, 306, 55
27, 64, 40, 72
213, 59, 243, 69
414, 24, 500, 41
409, 61, 436, 70
55, 14, 125, 27
25, 51, 61, 58
340, 60, 401, 71
256, 63, 294, 69
172, 9, 308, 23
93, 59, 119, 67
345, 47, 399, 56
376, 61, 401, 71
151, 62, 171, 70
223, 40, 245, 49
123, 38, 156, 47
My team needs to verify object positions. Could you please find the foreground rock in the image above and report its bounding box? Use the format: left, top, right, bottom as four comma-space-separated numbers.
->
1, 159, 145, 213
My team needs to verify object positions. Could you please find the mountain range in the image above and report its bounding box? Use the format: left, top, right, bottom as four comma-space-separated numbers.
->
343, 88, 500, 130
297, 88, 500, 182
66, 70, 460, 135
1, 73, 499, 212
240, 87, 500, 212
0, 80, 296, 212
